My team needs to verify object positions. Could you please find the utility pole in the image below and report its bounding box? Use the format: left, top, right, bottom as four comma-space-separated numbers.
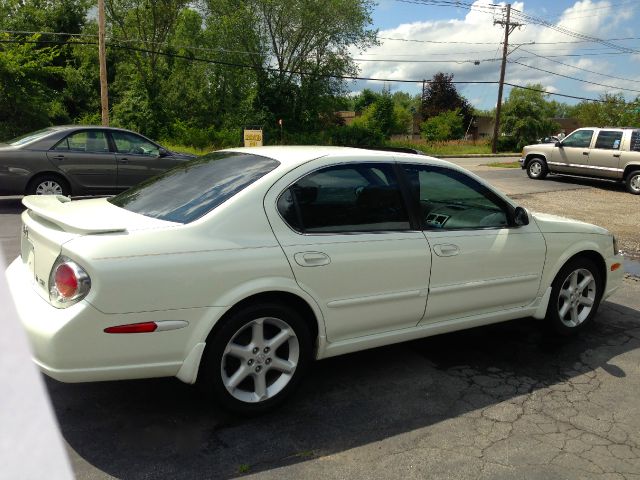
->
98, 0, 109, 126
492, 4, 522, 153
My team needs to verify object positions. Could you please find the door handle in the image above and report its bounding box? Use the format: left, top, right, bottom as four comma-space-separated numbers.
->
51, 155, 65, 160
118, 158, 129, 164
613, 153, 621, 158
294, 252, 331, 267
433, 244, 459, 257
582, 152, 589, 155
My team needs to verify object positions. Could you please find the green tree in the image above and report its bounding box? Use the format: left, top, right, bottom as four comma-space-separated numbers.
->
570, 93, 640, 127
0, 34, 64, 139
206, 0, 378, 133
353, 90, 411, 137
500, 85, 559, 149
421, 72, 473, 126
420, 109, 464, 142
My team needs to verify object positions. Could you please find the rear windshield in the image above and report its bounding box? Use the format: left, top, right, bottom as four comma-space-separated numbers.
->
5, 128, 57, 146
109, 151, 280, 223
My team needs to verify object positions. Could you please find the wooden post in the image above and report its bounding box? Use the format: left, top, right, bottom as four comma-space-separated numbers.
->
98, 0, 109, 126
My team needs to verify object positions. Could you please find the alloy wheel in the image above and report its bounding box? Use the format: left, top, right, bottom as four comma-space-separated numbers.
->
221, 317, 299, 403
556, 268, 596, 328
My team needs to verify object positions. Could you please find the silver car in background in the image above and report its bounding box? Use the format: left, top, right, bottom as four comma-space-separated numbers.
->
0, 126, 196, 196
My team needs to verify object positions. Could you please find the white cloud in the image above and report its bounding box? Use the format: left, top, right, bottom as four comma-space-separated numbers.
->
354, 0, 636, 105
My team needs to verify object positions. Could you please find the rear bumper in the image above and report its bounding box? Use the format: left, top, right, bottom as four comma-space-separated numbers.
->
5, 257, 221, 383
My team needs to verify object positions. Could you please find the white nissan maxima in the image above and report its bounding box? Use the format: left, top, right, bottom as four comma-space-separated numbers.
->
6, 146, 624, 414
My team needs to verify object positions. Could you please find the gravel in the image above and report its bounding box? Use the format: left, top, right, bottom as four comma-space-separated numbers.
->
511, 186, 640, 260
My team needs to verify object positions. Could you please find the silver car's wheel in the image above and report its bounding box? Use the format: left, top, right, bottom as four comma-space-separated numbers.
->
557, 268, 596, 328
221, 317, 299, 403
547, 257, 601, 336
626, 171, 640, 195
35, 180, 64, 195
200, 302, 312, 414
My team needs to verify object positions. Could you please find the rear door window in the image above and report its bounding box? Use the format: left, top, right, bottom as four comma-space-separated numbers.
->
594, 130, 623, 150
277, 163, 410, 233
54, 131, 109, 153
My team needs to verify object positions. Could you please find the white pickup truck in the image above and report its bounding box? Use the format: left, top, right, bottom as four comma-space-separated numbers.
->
520, 127, 640, 194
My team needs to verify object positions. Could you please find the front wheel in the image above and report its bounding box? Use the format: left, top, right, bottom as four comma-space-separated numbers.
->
199, 303, 312, 415
526, 158, 548, 179
546, 258, 602, 336
625, 170, 640, 195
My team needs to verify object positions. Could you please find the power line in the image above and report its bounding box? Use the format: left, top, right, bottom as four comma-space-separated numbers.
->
510, 7, 640, 55
0, 37, 624, 104
510, 60, 640, 94
519, 47, 640, 85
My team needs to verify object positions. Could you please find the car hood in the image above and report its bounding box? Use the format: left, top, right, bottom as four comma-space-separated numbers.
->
23, 195, 179, 234
531, 211, 609, 235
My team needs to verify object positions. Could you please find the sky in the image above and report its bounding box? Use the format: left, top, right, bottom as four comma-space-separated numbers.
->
352, 0, 640, 110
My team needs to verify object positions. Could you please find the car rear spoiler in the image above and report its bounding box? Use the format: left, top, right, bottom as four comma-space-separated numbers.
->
22, 195, 127, 234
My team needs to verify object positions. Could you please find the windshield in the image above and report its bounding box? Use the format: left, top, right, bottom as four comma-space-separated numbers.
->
5, 128, 57, 146
109, 151, 280, 223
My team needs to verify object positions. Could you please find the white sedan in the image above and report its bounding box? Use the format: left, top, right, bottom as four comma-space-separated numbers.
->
6, 146, 624, 414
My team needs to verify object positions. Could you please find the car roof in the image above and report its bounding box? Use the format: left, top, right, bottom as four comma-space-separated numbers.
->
223, 145, 455, 170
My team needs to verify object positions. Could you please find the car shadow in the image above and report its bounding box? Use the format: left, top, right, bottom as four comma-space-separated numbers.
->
543, 174, 626, 193
46, 300, 640, 479
0, 197, 24, 214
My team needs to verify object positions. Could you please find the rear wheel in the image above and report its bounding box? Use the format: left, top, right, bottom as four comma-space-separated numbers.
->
27, 175, 70, 196
546, 257, 602, 336
526, 158, 548, 179
625, 170, 640, 195
199, 302, 312, 415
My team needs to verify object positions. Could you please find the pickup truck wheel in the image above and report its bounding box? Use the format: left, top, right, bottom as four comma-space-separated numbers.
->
526, 158, 548, 179
625, 170, 640, 195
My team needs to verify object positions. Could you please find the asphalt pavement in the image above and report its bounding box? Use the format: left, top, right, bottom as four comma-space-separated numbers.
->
2, 160, 640, 480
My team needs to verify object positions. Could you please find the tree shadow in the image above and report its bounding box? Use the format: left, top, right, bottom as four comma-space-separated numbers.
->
47, 300, 640, 479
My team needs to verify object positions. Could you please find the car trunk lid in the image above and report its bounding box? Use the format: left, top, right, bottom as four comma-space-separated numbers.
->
20, 195, 178, 302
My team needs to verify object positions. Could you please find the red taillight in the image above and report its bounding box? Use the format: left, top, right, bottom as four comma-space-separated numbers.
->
54, 264, 78, 298
104, 322, 158, 334
49, 256, 91, 308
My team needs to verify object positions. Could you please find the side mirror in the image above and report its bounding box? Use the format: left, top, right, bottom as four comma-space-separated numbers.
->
555, 141, 562, 147
158, 147, 169, 157
514, 206, 529, 226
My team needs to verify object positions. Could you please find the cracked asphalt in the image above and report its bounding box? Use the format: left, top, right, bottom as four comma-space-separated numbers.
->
46, 276, 640, 480
2, 163, 640, 480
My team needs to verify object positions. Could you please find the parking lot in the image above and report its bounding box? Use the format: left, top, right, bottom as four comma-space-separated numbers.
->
2, 161, 640, 480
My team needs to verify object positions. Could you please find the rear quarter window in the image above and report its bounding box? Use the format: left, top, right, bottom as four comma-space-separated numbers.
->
109, 151, 279, 223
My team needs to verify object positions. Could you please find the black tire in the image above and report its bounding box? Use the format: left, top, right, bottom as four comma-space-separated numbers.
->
546, 257, 603, 336
625, 170, 640, 195
526, 158, 548, 180
26, 174, 70, 196
198, 302, 313, 415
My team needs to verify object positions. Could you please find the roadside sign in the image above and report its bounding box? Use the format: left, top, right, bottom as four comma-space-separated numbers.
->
243, 129, 263, 147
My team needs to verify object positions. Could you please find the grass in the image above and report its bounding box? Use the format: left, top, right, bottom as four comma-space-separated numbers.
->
160, 142, 214, 156
237, 464, 251, 474
386, 139, 494, 156
485, 161, 521, 168
160, 138, 517, 157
